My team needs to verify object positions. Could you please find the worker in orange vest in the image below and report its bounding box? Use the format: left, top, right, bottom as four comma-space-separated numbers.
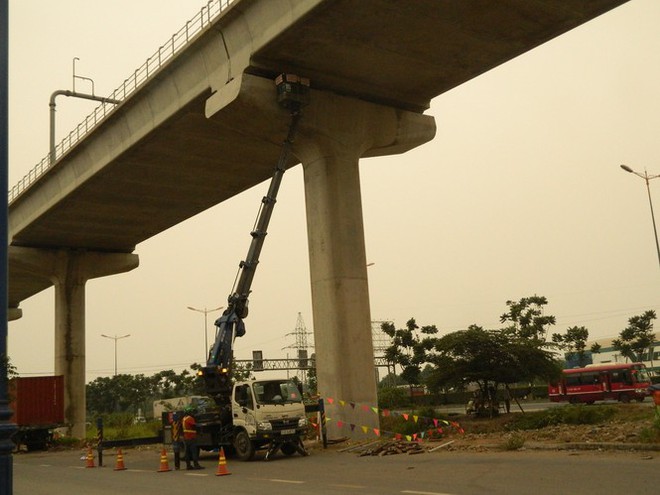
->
182, 406, 204, 470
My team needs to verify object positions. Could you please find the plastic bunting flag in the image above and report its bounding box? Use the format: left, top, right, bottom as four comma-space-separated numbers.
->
320, 396, 463, 441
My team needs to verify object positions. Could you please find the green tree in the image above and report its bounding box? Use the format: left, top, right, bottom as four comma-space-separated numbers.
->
381, 318, 438, 386
1, 354, 17, 381
87, 366, 204, 416
231, 360, 254, 382
613, 310, 656, 362
500, 295, 556, 341
552, 326, 590, 367
427, 325, 560, 395
377, 372, 407, 388
305, 353, 318, 396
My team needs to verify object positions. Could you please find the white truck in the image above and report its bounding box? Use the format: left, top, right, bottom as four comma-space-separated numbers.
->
160, 379, 308, 461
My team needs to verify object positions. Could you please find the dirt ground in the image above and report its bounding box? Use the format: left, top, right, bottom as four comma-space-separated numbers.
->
440, 404, 660, 452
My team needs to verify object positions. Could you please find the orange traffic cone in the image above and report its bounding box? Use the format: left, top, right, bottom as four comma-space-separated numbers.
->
215, 447, 231, 476
114, 448, 127, 471
157, 448, 171, 472
85, 448, 95, 468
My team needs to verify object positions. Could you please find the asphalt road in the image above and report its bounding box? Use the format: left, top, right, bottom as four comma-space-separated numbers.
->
11, 442, 660, 495
435, 398, 656, 415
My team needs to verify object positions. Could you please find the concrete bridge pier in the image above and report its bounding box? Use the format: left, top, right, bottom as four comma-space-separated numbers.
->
9, 247, 138, 438
293, 91, 435, 439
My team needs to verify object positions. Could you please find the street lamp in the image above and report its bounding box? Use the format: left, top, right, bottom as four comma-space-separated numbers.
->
620, 164, 660, 268
100, 334, 130, 376
187, 305, 224, 359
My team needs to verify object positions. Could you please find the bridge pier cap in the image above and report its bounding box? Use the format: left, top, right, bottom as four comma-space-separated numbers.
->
206, 73, 436, 159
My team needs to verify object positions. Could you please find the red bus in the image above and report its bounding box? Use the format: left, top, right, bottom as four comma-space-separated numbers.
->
548, 363, 651, 404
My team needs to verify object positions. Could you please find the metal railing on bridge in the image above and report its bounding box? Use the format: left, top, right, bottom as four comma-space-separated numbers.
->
9, 0, 233, 204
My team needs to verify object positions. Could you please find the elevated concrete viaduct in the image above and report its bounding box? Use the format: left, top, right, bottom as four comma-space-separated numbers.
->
8, 0, 629, 438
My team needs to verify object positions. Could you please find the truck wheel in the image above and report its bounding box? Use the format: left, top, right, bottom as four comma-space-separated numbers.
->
233, 430, 255, 461
281, 442, 297, 456
619, 393, 631, 403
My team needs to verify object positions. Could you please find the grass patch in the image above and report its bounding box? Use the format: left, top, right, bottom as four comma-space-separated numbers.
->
459, 403, 654, 436
508, 405, 617, 431
500, 432, 526, 451
85, 413, 161, 441
638, 417, 660, 443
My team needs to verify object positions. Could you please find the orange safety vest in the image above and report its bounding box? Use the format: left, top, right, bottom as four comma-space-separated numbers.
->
182, 415, 196, 440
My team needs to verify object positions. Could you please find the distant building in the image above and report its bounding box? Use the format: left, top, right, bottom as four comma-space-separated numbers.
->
567, 333, 659, 375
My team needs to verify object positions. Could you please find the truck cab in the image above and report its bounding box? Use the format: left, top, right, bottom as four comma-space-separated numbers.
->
231, 379, 308, 461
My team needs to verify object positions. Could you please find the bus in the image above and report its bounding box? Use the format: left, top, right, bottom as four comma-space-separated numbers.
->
548, 362, 652, 404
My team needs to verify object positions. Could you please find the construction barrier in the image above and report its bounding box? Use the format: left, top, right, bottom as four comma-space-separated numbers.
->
157, 448, 171, 472
215, 447, 231, 476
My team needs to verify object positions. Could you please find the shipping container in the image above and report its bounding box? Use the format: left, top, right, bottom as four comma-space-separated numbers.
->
9, 376, 65, 451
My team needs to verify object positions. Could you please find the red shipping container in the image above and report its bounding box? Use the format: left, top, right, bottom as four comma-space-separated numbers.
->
9, 376, 65, 426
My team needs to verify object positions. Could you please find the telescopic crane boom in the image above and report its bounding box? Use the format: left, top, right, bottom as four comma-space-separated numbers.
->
200, 74, 310, 401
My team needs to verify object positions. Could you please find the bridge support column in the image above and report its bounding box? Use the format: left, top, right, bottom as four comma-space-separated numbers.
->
8, 247, 138, 438
294, 91, 435, 440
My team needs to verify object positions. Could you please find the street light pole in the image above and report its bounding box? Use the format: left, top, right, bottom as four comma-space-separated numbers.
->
101, 334, 130, 376
620, 164, 660, 268
187, 306, 223, 359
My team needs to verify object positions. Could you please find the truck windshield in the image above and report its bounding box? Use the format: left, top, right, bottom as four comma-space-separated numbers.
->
253, 380, 301, 405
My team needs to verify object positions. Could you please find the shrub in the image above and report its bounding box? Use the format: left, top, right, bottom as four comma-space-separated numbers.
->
378, 387, 409, 409
501, 432, 525, 451
638, 417, 660, 443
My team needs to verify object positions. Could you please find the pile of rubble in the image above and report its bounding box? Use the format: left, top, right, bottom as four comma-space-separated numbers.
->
340, 439, 456, 456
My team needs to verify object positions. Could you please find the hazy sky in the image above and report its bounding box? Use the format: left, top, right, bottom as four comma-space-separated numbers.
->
7, 0, 660, 381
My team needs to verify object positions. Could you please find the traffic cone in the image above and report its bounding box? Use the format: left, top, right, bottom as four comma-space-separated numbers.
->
215, 447, 231, 476
157, 448, 171, 472
85, 448, 95, 468
114, 449, 127, 471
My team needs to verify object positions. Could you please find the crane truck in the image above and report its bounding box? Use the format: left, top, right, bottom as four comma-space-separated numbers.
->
162, 74, 310, 461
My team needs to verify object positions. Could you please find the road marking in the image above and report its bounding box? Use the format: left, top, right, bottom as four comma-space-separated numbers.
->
329, 483, 366, 489
401, 491, 456, 495
185, 473, 209, 477
269, 479, 305, 484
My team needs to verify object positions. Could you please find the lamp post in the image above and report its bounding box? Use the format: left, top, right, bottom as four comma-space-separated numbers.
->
101, 334, 130, 376
620, 164, 660, 268
187, 305, 223, 359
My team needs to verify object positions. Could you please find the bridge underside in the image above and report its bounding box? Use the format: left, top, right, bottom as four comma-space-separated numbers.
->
9, 0, 628, 308
249, 0, 627, 113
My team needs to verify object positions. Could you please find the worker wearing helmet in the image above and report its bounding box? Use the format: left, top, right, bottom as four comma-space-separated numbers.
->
182, 406, 204, 470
